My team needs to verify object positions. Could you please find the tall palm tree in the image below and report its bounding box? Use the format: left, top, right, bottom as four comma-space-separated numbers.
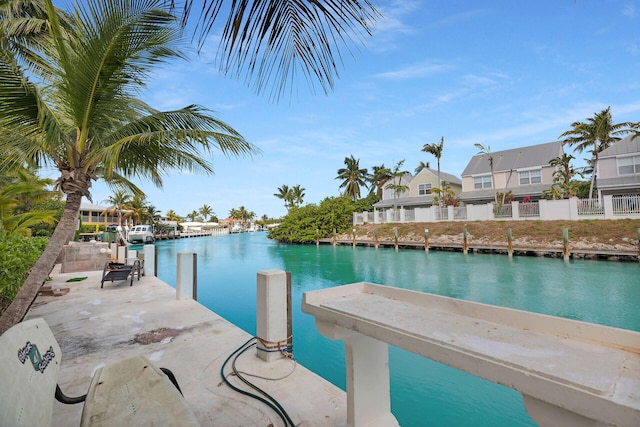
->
102, 190, 133, 226
559, 107, 636, 200
291, 185, 305, 207
422, 136, 445, 205
0, 0, 257, 332
474, 143, 497, 204
274, 184, 293, 211
336, 155, 368, 202
369, 164, 392, 200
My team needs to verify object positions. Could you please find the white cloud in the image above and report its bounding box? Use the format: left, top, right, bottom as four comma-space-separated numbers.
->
374, 63, 453, 80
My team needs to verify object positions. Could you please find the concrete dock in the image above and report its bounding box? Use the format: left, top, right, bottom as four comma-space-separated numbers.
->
25, 266, 346, 426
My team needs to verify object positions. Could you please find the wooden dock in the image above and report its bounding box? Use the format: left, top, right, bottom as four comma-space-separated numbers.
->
318, 239, 639, 261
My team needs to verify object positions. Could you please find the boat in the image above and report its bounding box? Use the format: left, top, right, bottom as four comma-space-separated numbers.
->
127, 224, 155, 244
230, 224, 245, 233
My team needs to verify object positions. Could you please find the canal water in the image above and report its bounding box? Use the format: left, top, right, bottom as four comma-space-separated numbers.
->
143, 232, 639, 426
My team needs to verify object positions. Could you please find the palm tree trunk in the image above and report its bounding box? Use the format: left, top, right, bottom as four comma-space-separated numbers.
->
0, 193, 83, 334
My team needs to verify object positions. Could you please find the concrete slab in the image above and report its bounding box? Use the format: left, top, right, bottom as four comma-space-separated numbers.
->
25, 266, 346, 426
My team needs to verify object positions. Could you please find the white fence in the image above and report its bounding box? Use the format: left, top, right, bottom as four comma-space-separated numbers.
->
355, 195, 640, 225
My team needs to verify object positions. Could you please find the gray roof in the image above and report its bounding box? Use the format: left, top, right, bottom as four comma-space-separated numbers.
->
418, 167, 462, 185
461, 141, 563, 176
599, 134, 640, 158
597, 174, 640, 191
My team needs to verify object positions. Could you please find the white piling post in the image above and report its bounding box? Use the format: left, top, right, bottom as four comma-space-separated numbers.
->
176, 252, 197, 300
256, 270, 289, 362
117, 246, 127, 263
143, 244, 156, 276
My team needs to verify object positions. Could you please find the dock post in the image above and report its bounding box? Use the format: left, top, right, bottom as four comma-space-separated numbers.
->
424, 229, 429, 253
393, 228, 398, 251
352, 228, 357, 248
176, 252, 197, 300
374, 229, 379, 249
562, 228, 570, 261
256, 270, 290, 362
316, 228, 320, 247
117, 245, 127, 263
143, 244, 156, 276
333, 228, 337, 246
507, 228, 513, 258
463, 227, 468, 254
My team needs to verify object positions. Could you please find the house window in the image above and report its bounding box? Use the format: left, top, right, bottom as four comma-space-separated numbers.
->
519, 170, 541, 185
474, 175, 492, 189
618, 155, 640, 175
418, 183, 432, 195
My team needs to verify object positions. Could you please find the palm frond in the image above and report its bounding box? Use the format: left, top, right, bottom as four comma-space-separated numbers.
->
187, 0, 379, 101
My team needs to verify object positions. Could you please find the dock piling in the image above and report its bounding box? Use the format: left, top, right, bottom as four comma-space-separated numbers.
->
424, 229, 429, 253
562, 228, 570, 261
507, 228, 513, 258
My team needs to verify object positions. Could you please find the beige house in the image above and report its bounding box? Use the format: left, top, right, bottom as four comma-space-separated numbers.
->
596, 134, 640, 196
458, 141, 563, 204
374, 167, 462, 210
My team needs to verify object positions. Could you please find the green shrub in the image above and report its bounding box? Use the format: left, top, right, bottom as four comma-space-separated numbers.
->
0, 234, 48, 301
268, 196, 354, 243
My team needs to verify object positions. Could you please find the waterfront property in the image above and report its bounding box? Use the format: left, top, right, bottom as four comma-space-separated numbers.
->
355, 194, 640, 224
147, 232, 640, 426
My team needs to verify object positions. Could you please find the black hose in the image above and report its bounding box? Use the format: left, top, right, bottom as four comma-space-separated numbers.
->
220, 337, 296, 427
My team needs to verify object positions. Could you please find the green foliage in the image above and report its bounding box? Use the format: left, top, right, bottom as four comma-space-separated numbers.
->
0, 234, 48, 301
353, 192, 378, 212
267, 196, 354, 243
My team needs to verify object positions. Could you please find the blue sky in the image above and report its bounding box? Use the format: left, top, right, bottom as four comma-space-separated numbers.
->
82, 0, 640, 219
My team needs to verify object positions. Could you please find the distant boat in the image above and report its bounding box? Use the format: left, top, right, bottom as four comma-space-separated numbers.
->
230, 224, 244, 233
128, 225, 155, 243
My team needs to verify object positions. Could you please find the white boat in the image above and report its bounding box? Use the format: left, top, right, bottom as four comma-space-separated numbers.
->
128, 224, 155, 243
230, 224, 244, 233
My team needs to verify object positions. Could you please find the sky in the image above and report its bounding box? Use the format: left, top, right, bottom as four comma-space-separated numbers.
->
70, 0, 640, 220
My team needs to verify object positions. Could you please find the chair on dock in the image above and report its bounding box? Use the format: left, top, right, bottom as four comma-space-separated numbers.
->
100, 260, 141, 288
0, 317, 200, 426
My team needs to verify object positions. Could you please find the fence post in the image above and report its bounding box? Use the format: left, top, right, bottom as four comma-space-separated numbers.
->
176, 252, 197, 300
256, 270, 290, 362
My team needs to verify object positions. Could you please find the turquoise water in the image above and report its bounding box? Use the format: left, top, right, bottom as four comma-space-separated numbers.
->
143, 232, 640, 426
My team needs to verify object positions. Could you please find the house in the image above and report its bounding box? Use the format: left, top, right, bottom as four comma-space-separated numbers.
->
596, 134, 640, 196
373, 167, 462, 211
79, 202, 119, 225
458, 141, 564, 204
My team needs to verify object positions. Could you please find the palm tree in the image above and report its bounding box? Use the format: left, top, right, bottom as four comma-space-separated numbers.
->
186, 210, 200, 222
414, 161, 430, 175
199, 204, 215, 222
291, 185, 305, 208
559, 107, 636, 200
182, 1, 379, 101
336, 155, 368, 202
102, 190, 133, 226
274, 184, 293, 211
165, 209, 182, 222
385, 160, 410, 218
369, 164, 392, 200
0, 0, 257, 332
473, 143, 497, 204
422, 136, 445, 205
